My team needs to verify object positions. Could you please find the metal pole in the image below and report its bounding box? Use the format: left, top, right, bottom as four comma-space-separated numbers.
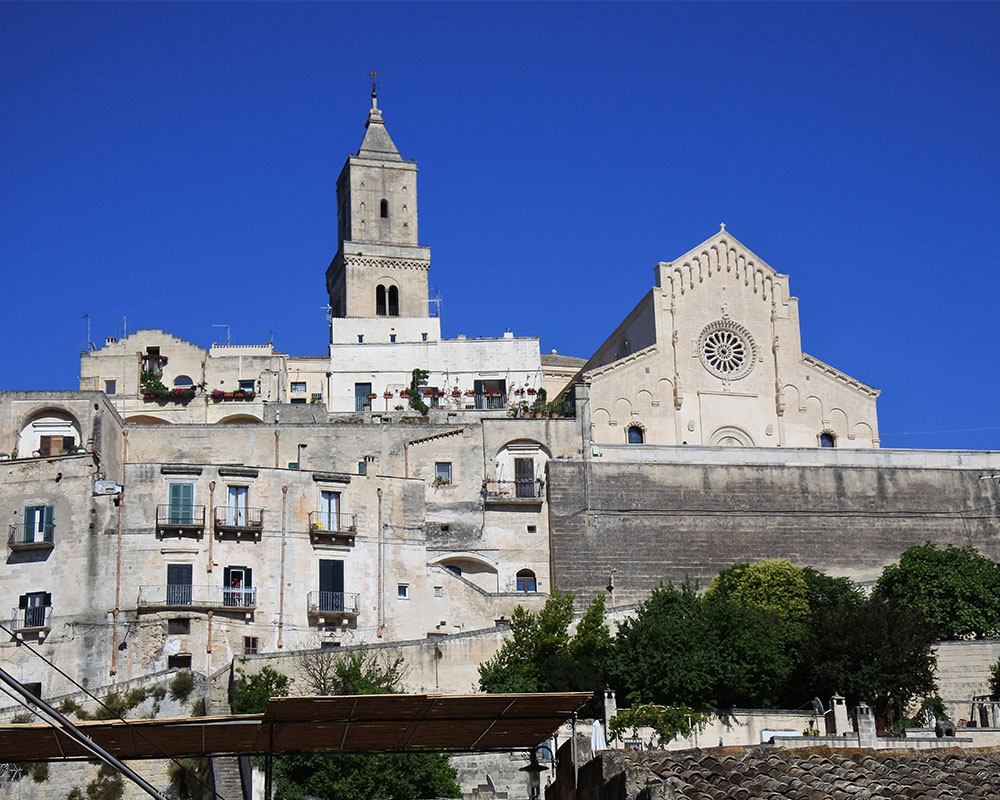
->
0, 668, 168, 800
571, 712, 578, 789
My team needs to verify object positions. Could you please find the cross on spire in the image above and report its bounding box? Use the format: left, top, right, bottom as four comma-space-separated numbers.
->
369, 69, 378, 96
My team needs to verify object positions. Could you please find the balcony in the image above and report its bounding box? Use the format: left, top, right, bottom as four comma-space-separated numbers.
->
11, 606, 51, 635
8, 523, 54, 552
308, 511, 358, 547
483, 479, 545, 506
137, 585, 257, 612
213, 506, 264, 540
155, 505, 206, 538
306, 591, 360, 623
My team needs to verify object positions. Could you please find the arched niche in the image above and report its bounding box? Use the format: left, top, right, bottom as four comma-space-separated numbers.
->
430, 553, 499, 593
18, 408, 83, 458
217, 414, 262, 424
124, 415, 172, 425
493, 439, 551, 490
710, 425, 755, 447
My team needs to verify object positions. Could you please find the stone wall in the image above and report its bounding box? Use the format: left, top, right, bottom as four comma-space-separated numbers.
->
549, 455, 1000, 608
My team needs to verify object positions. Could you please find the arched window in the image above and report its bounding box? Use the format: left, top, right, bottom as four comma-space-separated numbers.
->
380, 199, 389, 218
626, 425, 644, 444
820, 432, 836, 448
445, 565, 462, 577
388, 286, 399, 316
172, 375, 193, 387
376, 285, 387, 316
516, 569, 537, 593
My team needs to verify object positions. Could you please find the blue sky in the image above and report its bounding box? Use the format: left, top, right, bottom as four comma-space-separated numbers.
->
2, 2, 999, 450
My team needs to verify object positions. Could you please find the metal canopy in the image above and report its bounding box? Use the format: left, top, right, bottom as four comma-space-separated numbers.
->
0, 692, 591, 761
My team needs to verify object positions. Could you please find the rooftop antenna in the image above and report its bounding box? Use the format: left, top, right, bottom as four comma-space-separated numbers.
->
80, 313, 96, 351
212, 324, 231, 345
369, 69, 379, 108
321, 304, 333, 324
122, 316, 127, 339
428, 288, 442, 318
266, 330, 275, 345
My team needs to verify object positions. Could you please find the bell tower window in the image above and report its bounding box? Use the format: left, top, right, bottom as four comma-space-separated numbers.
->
376, 285, 387, 316
388, 286, 399, 317
380, 199, 389, 218
820, 432, 836, 448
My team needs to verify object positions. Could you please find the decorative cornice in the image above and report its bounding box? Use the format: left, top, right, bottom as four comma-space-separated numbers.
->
344, 255, 429, 272
584, 345, 658, 379
801, 353, 880, 398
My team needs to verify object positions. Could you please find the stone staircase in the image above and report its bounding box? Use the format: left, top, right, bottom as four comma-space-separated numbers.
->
208, 676, 247, 800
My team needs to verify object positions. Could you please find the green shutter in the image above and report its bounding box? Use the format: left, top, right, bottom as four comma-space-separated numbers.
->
44, 505, 54, 535
24, 506, 35, 535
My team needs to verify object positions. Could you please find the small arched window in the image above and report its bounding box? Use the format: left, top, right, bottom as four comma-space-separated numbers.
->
172, 375, 194, 387
380, 199, 389, 218
388, 286, 399, 317
820, 432, 836, 448
445, 565, 462, 577
627, 425, 644, 444
516, 569, 537, 593
376, 285, 387, 316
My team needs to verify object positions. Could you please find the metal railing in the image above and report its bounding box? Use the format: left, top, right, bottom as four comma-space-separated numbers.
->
213, 506, 264, 530
484, 479, 545, 500
137, 584, 257, 609
12, 606, 51, 630
8, 523, 54, 547
155, 504, 207, 529
306, 591, 360, 616
308, 511, 358, 534
330, 393, 509, 413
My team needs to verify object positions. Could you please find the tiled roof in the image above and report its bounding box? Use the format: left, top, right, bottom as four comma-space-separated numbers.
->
541, 353, 586, 368
617, 745, 1000, 799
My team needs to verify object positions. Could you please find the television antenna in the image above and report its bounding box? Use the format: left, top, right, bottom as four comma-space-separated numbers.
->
212, 324, 231, 345
80, 313, 96, 351
428, 288, 442, 318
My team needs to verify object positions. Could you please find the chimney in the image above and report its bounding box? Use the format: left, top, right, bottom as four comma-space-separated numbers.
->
827, 694, 849, 735
603, 688, 617, 734
854, 702, 876, 747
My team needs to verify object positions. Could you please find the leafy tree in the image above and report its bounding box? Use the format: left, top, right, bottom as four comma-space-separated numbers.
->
408, 368, 430, 415
801, 567, 863, 612
274, 648, 459, 800
707, 559, 811, 626
875, 543, 1000, 639
607, 703, 706, 747
607, 582, 794, 710
231, 665, 291, 714
799, 596, 937, 724
478, 591, 611, 712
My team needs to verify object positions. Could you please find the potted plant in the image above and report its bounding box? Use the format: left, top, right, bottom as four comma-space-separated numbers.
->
367, 393, 377, 400
383, 391, 394, 399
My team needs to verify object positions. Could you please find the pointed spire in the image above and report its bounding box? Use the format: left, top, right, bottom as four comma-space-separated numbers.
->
357, 70, 402, 160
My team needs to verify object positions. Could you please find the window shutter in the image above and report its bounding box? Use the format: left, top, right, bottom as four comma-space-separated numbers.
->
44, 506, 55, 530
63, 436, 75, 451
18, 595, 27, 609
24, 506, 36, 530
223, 567, 232, 586
244, 567, 252, 587
42, 593, 52, 607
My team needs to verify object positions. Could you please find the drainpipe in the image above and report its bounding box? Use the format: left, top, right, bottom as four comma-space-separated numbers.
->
377, 488, 384, 635
277, 486, 287, 648
112, 430, 128, 679
274, 430, 280, 469
206, 610, 213, 679
403, 442, 409, 478
207, 481, 215, 573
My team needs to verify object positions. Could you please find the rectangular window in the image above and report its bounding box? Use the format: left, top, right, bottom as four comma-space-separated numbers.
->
290, 398, 307, 405
311, 393, 322, 403
18, 592, 51, 629
318, 559, 345, 612
421, 333, 428, 342
389, 334, 397, 343
23, 505, 54, 544
105, 380, 117, 396
38, 436, 75, 456
358, 460, 366, 476
167, 654, 192, 670
223, 566, 253, 607
238, 379, 255, 392
166, 564, 193, 606
226, 486, 248, 526
290, 382, 307, 393
397, 584, 409, 599
167, 618, 191, 635
167, 483, 194, 525
320, 491, 341, 530
357, 335, 364, 344
244, 636, 259, 655
515, 458, 536, 498
433, 586, 443, 598
434, 462, 452, 485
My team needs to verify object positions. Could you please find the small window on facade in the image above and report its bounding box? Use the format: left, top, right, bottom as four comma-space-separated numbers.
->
22, 682, 42, 699
440, 523, 450, 532
446, 565, 462, 577
380, 199, 389, 218
627, 426, 645, 444
357, 334, 364, 344
820, 432, 836, 448
167, 618, 191, 635
389, 334, 397, 343
358, 460, 367, 476
421, 333, 428, 342
105, 380, 117, 396
376, 285, 387, 316
434, 462, 452, 485
290, 398, 307, 405
291, 382, 307, 393
238, 379, 255, 392
397, 584, 409, 599
173, 375, 194, 387
244, 636, 259, 655
433, 586, 443, 598
388, 286, 399, 316
516, 570, 537, 593
311, 393, 322, 403
527, 525, 537, 534
168, 654, 192, 670
321, 641, 341, 651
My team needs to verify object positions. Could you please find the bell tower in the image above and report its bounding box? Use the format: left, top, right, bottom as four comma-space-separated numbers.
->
325, 82, 431, 320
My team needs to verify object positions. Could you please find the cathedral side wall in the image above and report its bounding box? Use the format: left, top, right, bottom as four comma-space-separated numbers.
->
548, 457, 1000, 608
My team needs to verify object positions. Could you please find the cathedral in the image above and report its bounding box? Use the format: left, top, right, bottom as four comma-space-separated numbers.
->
3, 94, 998, 716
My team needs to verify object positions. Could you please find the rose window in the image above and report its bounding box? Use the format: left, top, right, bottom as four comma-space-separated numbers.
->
697, 320, 757, 380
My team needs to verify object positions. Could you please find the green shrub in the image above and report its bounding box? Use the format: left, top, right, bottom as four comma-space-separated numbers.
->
170, 671, 196, 702
58, 698, 82, 716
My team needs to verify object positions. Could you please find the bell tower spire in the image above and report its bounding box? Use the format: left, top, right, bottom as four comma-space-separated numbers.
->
325, 82, 431, 320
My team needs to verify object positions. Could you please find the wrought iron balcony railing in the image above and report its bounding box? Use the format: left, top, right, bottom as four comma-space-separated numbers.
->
137, 584, 257, 610
484, 479, 545, 502
306, 591, 360, 619
155, 504, 206, 537
8, 523, 55, 551
213, 506, 264, 538
307, 511, 359, 546
12, 606, 52, 631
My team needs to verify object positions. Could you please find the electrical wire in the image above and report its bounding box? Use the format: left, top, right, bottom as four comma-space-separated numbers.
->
0, 622, 225, 800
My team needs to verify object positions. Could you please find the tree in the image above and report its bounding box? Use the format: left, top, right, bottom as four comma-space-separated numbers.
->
478, 591, 611, 712
706, 559, 811, 626
607, 582, 794, 711
274, 647, 459, 800
231, 666, 290, 714
408, 368, 430, 415
875, 543, 1000, 639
